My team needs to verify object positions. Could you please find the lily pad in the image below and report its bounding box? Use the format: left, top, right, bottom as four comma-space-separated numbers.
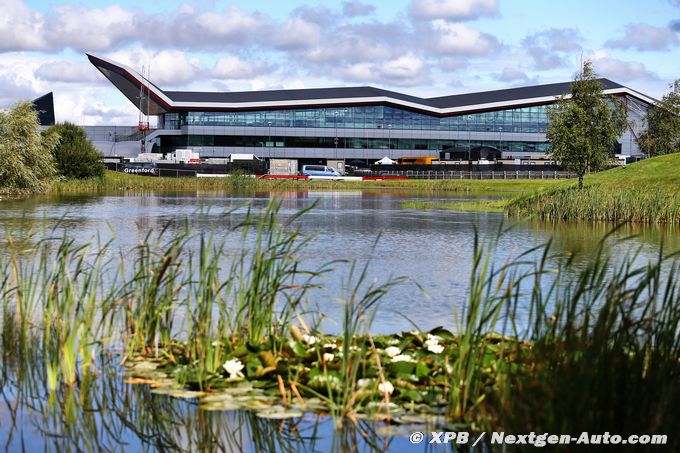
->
255, 405, 303, 419
200, 401, 243, 411
167, 389, 207, 399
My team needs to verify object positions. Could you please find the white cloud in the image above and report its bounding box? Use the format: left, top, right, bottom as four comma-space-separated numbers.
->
409, 0, 497, 21
212, 56, 267, 79
0, 0, 48, 51
380, 54, 426, 81
274, 17, 322, 50
605, 23, 679, 51
521, 28, 583, 70
46, 4, 136, 52
590, 51, 657, 82
105, 49, 201, 86
342, 1, 375, 17
430, 20, 499, 55
336, 54, 429, 87
35, 61, 104, 84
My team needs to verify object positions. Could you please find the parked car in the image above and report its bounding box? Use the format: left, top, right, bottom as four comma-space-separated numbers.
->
301, 165, 342, 177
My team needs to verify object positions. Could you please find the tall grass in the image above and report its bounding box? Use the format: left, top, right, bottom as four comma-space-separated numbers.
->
452, 227, 680, 442
0, 198, 679, 448
508, 185, 680, 223
49, 169, 558, 195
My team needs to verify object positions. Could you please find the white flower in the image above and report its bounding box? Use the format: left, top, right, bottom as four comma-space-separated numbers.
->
301, 334, 318, 346
322, 353, 334, 362
424, 335, 445, 354
391, 354, 415, 362
427, 342, 445, 354
378, 381, 394, 395
222, 359, 245, 379
384, 346, 401, 357
357, 378, 374, 388
323, 343, 338, 350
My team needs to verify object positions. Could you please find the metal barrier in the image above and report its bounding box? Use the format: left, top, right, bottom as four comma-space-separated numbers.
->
375, 170, 574, 179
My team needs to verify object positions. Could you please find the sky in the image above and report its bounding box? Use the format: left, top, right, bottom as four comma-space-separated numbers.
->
1, 0, 679, 125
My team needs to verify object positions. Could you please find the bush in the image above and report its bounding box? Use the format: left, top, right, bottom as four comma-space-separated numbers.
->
0, 101, 58, 193
47, 122, 105, 179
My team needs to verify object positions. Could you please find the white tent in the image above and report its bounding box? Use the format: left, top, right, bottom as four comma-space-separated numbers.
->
375, 156, 396, 165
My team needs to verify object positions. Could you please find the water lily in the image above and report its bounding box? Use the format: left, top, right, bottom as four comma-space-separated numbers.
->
222, 359, 245, 379
378, 381, 394, 395
384, 346, 401, 357
391, 354, 415, 363
425, 334, 445, 354
427, 342, 445, 354
322, 343, 338, 350
301, 334, 318, 346
322, 353, 334, 362
357, 378, 374, 388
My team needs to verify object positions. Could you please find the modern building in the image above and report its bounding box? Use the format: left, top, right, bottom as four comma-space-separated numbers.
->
88, 53, 655, 162
32, 92, 55, 126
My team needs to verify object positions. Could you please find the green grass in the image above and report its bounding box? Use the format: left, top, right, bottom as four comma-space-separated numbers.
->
507, 153, 680, 223
401, 199, 508, 212
49, 170, 561, 195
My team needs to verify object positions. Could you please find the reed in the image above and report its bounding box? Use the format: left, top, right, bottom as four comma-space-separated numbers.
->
49, 170, 558, 195
0, 198, 679, 448
508, 185, 680, 223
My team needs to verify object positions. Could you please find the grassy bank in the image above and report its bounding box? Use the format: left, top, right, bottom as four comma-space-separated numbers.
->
401, 198, 508, 212
507, 153, 680, 223
49, 170, 561, 195
2, 199, 678, 446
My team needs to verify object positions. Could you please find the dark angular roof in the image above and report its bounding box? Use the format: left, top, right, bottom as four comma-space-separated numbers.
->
87, 53, 652, 115
425, 79, 625, 108
164, 86, 427, 105
164, 78, 627, 108
32, 92, 55, 125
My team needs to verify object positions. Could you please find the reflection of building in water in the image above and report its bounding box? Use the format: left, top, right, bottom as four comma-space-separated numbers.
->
88, 53, 654, 163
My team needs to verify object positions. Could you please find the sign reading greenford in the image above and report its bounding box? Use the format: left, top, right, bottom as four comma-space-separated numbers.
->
121, 163, 157, 176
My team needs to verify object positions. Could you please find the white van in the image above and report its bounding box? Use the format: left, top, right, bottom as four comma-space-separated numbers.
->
301, 165, 342, 177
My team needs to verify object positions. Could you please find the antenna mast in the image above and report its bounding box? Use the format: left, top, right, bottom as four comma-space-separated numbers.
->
137, 64, 150, 154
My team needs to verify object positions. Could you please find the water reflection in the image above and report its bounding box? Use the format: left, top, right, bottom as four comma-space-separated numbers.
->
1, 191, 678, 335
0, 343, 443, 452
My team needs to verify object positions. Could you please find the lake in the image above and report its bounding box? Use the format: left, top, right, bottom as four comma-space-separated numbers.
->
0, 189, 677, 451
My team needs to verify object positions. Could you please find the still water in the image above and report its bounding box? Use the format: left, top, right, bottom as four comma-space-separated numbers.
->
0, 190, 677, 333
0, 190, 677, 451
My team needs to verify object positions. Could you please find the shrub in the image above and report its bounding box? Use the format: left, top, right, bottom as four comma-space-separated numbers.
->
47, 122, 105, 179
0, 101, 58, 193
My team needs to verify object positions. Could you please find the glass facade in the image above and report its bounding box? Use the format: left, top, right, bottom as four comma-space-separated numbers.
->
177, 134, 550, 154
160, 105, 549, 134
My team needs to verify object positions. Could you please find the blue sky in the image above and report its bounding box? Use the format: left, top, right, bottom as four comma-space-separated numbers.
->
2, 0, 679, 124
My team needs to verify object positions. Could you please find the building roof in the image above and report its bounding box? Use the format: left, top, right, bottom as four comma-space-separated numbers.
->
88, 53, 656, 117
32, 92, 55, 126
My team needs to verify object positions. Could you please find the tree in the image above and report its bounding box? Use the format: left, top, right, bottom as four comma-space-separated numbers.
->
47, 122, 106, 179
0, 101, 58, 193
638, 79, 680, 157
546, 60, 627, 190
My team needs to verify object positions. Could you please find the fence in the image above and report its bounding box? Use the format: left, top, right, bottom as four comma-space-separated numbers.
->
105, 162, 199, 178
375, 170, 574, 180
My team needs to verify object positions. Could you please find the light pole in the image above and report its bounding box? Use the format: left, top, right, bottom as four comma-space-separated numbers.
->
499, 126, 503, 158
334, 111, 340, 159
467, 115, 472, 162
387, 124, 392, 152
267, 121, 272, 160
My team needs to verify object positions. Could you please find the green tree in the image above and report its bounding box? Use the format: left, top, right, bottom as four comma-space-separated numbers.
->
47, 122, 106, 179
638, 79, 680, 157
0, 101, 58, 193
547, 60, 627, 190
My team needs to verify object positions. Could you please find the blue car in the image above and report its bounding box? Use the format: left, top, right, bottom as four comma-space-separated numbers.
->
301, 165, 342, 177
